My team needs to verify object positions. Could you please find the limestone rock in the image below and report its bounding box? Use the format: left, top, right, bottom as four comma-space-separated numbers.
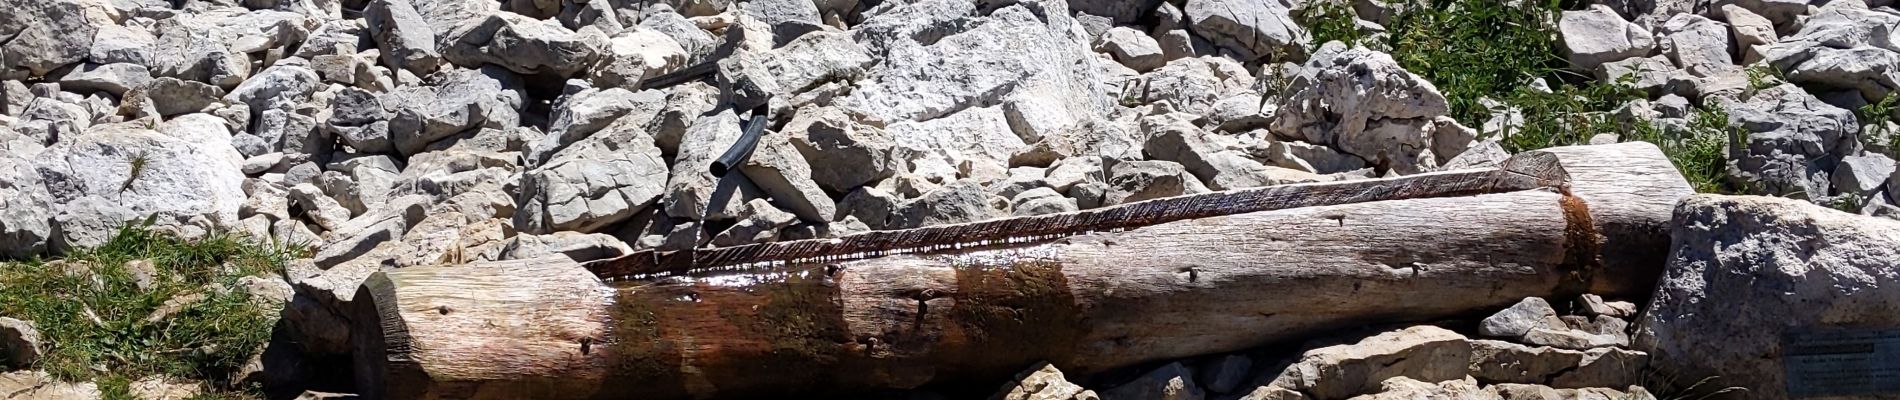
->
1835, 154, 1896, 195
1199, 355, 1253, 394
1011, 187, 1078, 216
1267, 326, 1473, 400
1137, 56, 1256, 117
1102, 362, 1204, 400
442, 13, 599, 77
1466, 340, 1585, 385
1097, 27, 1166, 72
58, 63, 152, 96
1351, 376, 1496, 400
1272, 47, 1454, 174
1479, 297, 1560, 339
1637, 194, 1900, 397
137, 78, 225, 118
0, 0, 112, 78
0, 317, 40, 370
1715, 83, 1857, 196
366, 0, 441, 76
1105, 160, 1209, 206
890, 180, 1005, 229
840, 5, 1106, 125
1558, 5, 1655, 71
589, 27, 690, 88
499, 232, 634, 263
740, 133, 837, 224
710, 199, 798, 247
1184, 0, 1305, 61
1659, 13, 1737, 77
785, 106, 899, 193
994, 363, 1100, 400
386, 66, 525, 155
36, 124, 245, 251
0, 370, 99, 399
664, 110, 764, 220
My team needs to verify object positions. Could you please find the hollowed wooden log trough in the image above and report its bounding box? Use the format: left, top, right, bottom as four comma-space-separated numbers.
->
350, 143, 1694, 399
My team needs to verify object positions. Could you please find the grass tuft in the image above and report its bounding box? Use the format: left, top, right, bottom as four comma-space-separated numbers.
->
0, 220, 300, 394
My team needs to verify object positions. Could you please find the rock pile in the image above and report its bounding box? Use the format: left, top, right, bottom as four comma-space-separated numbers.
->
997, 294, 1656, 400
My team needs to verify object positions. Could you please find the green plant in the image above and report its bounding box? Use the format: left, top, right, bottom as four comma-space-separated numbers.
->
1859, 94, 1900, 152
1380, 0, 1568, 127
120, 152, 150, 193
1745, 64, 1783, 95
1296, 0, 1369, 49
0, 220, 294, 393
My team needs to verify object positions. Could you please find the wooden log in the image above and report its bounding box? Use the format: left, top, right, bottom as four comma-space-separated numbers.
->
1528, 142, 1695, 297
351, 144, 1693, 399
358, 191, 1591, 399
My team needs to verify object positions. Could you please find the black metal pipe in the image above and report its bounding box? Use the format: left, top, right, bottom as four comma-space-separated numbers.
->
709, 105, 769, 177
638, 60, 720, 91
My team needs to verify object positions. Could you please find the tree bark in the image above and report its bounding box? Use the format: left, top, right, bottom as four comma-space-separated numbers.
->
352, 144, 1693, 400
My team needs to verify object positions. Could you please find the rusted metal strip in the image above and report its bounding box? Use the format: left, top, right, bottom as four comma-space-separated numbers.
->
585, 152, 1569, 280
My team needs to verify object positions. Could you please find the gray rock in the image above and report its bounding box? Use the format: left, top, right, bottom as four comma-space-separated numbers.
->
387, 66, 526, 155
0, 370, 99, 398
328, 87, 393, 153
837, 186, 899, 229
442, 13, 599, 77
891, 180, 1005, 229
738, 132, 836, 224
366, 0, 441, 76
147, 14, 252, 89
1479, 297, 1560, 339
1576, 294, 1638, 318
720, 29, 875, 109
1137, 56, 1256, 117
1659, 13, 1737, 77
1044, 156, 1103, 192
994, 363, 1099, 400
1272, 47, 1455, 174
1521, 327, 1625, 350
58, 63, 152, 96
1558, 5, 1655, 71
710, 199, 798, 246
1105, 160, 1209, 206
1352, 377, 1494, 400
589, 27, 691, 88
1467, 340, 1587, 385
841, 5, 1106, 125
988, 167, 1049, 199
137, 77, 225, 118
500, 232, 634, 263
785, 106, 899, 193
1142, 114, 1288, 190
1184, 0, 1304, 61
1010, 187, 1077, 216
1102, 362, 1204, 400
663, 110, 765, 220
0, 0, 109, 78
289, 183, 352, 232
640, 6, 719, 62
1716, 83, 1857, 196
741, 0, 824, 46
529, 88, 666, 167
0, 153, 54, 258
1209, 94, 1274, 133
0, 317, 40, 370
296, 19, 367, 59
1096, 27, 1166, 72
1834, 153, 1895, 195
1547, 347, 1649, 389
1721, 5, 1776, 63
1638, 194, 1900, 397
889, 107, 1026, 184
1266, 139, 1367, 174
516, 120, 668, 234
1266, 326, 1473, 400
850, 0, 977, 58
1595, 56, 1681, 96
90, 24, 157, 66
225, 65, 321, 117
36, 123, 246, 251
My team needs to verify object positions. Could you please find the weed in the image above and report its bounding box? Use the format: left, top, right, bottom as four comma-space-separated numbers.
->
1295, 1, 1368, 49
120, 152, 150, 193
0, 220, 295, 394
1859, 94, 1900, 153
1745, 64, 1783, 95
